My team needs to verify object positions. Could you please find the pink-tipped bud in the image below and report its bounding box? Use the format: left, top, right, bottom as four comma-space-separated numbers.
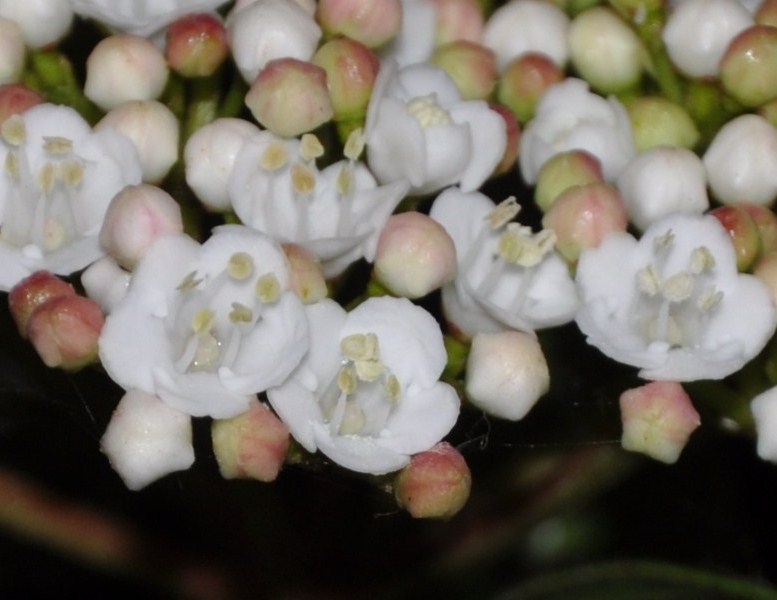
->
282, 243, 328, 304
85, 34, 169, 112
8, 271, 75, 337
709, 205, 762, 272
465, 330, 549, 421
27, 294, 104, 370
374, 212, 457, 299
541, 182, 629, 265
757, 0, 777, 27
496, 52, 564, 123
166, 13, 228, 78
534, 150, 604, 213
99, 184, 183, 270
316, 0, 402, 48
431, 41, 497, 100
740, 203, 777, 254
245, 58, 333, 138
720, 25, 777, 108
394, 442, 471, 519
754, 251, 777, 306
626, 96, 700, 151
211, 401, 291, 482
0, 18, 25, 85
619, 381, 701, 464
432, 0, 484, 46
311, 37, 380, 121
489, 103, 521, 175
0, 83, 44, 125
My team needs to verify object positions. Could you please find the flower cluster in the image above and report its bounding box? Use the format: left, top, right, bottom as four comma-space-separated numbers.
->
5, 0, 777, 518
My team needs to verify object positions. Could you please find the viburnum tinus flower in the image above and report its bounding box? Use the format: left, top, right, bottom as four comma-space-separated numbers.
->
365, 61, 506, 196
267, 296, 460, 475
229, 130, 408, 278
0, 104, 142, 291
99, 225, 309, 419
429, 187, 578, 337
575, 213, 777, 381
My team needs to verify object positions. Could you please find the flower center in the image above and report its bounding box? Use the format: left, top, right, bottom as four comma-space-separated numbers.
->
171, 252, 281, 374
405, 94, 452, 128
319, 332, 402, 437
632, 230, 723, 348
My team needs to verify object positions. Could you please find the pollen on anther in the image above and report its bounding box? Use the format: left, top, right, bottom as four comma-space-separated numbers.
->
177, 270, 202, 291
355, 358, 384, 382
59, 160, 84, 187
256, 273, 281, 303
341, 333, 379, 362
385, 374, 401, 403
299, 134, 324, 161
344, 128, 365, 161
227, 252, 255, 280
260, 142, 289, 171
43, 136, 74, 155
662, 273, 694, 303
337, 364, 358, 395
487, 196, 520, 229
690, 246, 716, 274
37, 162, 56, 192
192, 308, 215, 333
229, 302, 254, 323
4, 151, 20, 179
292, 163, 316, 195
337, 165, 354, 195
1, 115, 26, 146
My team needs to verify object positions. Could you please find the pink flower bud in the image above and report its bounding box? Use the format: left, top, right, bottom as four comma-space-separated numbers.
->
431, 41, 497, 101
166, 13, 228, 78
85, 34, 169, 111
282, 243, 328, 304
394, 442, 471, 519
311, 37, 380, 121
489, 102, 521, 175
96, 100, 179, 183
720, 25, 777, 108
432, 0, 484, 46
211, 401, 291, 482
496, 52, 564, 123
619, 381, 701, 464
757, 0, 777, 26
27, 294, 104, 370
541, 182, 628, 264
316, 0, 402, 48
374, 212, 457, 299
534, 149, 604, 213
245, 58, 333, 138
8, 271, 75, 337
0, 83, 44, 125
0, 17, 25, 84
709, 205, 761, 271
465, 330, 550, 420
625, 96, 700, 151
740, 202, 777, 254
99, 184, 183, 270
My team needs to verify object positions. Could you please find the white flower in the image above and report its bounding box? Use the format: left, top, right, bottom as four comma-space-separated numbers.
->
267, 296, 460, 475
575, 213, 777, 381
616, 146, 709, 231
229, 131, 408, 278
226, 0, 321, 83
519, 78, 635, 185
429, 187, 578, 337
663, 0, 752, 78
0, 0, 73, 48
751, 386, 777, 462
0, 104, 142, 291
703, 114, 777, 207
71, 0, 230, 37
99, 225, 309, 419
366, 61, 506, 196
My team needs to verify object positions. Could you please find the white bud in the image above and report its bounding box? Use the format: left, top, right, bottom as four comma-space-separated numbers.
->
0, 0, 73, 48
0, 18, 24, 85
617, 146, 709, 231
465, 330, 550, 421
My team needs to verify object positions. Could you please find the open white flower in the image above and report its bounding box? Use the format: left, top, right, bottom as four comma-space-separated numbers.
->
0, 104, 142, 291
576, 213, 777, 381
430, 187, 578, 337
519, 78, 635, 185
267, 297, 460, 475
229, 131, 408, 278
99, 225, 309, 419
365, 61, 506, 196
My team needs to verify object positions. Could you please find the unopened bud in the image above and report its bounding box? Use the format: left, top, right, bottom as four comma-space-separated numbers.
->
312, 37, 380, 122
283, 243, 328, 304
27, 294, 104, 370
535, 149, 603, 213
101, 390, 194, 491
709, 205, 761, 271
0, 83, 44, 125
99, 184, 183, 270
625, 96, 700, 151
432, 0, 484, 46
757, 0, 777, 27
490, 103, 521, 174
620, 381, 701, 464
431, 41, 497, 101
0, 18, 25, 85
316, 0, 402, 48
541, 182, 628, 264
740, 203, 777, 253
8, 271, 75, 337
85, 34, 169, 111
394, 442, 471, 519
496, 52, 564, 123
754, 251, 777, 305
0, 0, 73, 48
373, 212, 457, 299
720, 25, 777, 108
96, 100, 179, 183
245, 58, 333, 138
166, 13, 228, 78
